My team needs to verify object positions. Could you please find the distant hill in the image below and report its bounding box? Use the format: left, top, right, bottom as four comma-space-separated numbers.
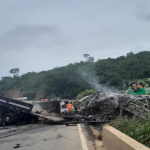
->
0, 51, 150, 99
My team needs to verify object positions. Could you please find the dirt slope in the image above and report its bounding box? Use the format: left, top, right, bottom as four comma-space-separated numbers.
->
0, 90, 25, 98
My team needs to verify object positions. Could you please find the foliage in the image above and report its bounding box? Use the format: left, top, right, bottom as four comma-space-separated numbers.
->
112, 116, 150, 147
96, 133, 102, 140
9, 68, 20, 76
1, 51, 150, 99
23, 91, 37, 100
76, 89, 97, 99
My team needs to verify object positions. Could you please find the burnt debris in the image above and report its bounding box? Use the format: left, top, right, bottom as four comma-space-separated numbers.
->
62, 93, 150, 123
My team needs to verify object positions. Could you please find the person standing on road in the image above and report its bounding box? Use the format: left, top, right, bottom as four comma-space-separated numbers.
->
67, 102, 73, 111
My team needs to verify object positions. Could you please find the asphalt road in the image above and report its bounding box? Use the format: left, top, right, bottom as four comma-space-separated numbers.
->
0, 124, 83, 150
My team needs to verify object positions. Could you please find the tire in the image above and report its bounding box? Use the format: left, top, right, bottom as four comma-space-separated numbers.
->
24, 114, 34, 124
34, 116, 38, 123
0, 120, 6, 126
0, 107, 4, 114
3, 113, 16, 125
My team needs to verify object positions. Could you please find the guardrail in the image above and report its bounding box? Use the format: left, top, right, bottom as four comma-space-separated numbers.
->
102, 126, 150, 150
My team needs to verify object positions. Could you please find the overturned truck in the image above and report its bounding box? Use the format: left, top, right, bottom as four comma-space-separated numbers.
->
0, 95, 63, 126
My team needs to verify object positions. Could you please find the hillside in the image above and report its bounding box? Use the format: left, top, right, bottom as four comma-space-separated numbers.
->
0, 51, 150, 99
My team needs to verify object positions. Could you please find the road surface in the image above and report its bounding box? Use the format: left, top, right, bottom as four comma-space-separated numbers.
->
0, 124, 83, 150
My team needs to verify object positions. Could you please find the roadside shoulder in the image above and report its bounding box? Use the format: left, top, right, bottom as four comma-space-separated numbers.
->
78, 124, 106, 150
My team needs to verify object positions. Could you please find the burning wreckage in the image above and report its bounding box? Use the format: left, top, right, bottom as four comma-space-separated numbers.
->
62, 93, 150, 123
1, 93, 150, 126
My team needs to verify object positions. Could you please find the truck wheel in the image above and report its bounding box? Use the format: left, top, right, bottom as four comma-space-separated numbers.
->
0, 120, 6, 126
24, 114, 34, 124
0, 107, 4, 114
4, 113, 16, 125
34, 116, 38, 122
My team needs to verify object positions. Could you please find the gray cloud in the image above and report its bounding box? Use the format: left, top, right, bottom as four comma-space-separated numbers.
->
135, 1, 150, 21
138, 14, 150, 21
0, 24, 59, 50
0, 0, 150, 78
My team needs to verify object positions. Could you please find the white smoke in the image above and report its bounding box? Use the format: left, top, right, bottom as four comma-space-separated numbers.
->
78, 71, 118, 93
108, 93, 119, 107
32, 102, 42, 111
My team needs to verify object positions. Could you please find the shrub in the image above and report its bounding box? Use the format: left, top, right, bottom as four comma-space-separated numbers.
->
112, 116, 150, 147
23, 91, 36, 100
76, 89, 97, 99
97, 134, 102, 140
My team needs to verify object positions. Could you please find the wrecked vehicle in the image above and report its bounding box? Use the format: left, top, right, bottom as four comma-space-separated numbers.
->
63, 93, 150, 122
1, 93, 150, 126
0, 95, 34, 126
0, 95, 63, 126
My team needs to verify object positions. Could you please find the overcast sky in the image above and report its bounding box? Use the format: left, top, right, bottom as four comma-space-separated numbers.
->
0, 0, 150, 78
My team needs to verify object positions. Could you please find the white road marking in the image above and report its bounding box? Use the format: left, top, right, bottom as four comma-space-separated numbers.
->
78, 124, 88, 150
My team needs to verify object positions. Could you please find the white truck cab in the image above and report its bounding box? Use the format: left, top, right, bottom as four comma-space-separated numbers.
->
60, 100, 74, 114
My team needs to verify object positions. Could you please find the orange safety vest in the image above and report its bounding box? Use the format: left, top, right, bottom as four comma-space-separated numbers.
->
67, 103, 72, 111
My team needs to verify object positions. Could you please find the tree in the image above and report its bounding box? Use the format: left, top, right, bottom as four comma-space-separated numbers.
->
9, 68, 20, 76
126, 51, 134, 57
1, 51, 150, 99
76, 89, 97, 99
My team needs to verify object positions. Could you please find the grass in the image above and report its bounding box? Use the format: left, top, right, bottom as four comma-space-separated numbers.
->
96, 133, 102, 140
111, 116, 150, 147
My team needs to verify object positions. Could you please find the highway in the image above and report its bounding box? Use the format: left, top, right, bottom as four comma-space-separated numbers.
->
0, 124, 83, 150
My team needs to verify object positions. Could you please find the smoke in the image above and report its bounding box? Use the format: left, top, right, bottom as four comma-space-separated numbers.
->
108, 93, 119, 107
32, 102, 42, 111
78, 71, 118, 93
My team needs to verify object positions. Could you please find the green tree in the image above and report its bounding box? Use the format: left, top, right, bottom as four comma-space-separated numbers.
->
1, 51, 150, 99
76, 89, 97, 99
9, 68, 20, 76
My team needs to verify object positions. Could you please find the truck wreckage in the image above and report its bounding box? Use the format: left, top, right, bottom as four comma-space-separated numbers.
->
0, 95, 64, 126
63, 93, 150, 123
1, 93, 150, 126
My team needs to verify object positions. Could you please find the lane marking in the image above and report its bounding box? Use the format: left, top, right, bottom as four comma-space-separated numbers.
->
78, 124, 88, 150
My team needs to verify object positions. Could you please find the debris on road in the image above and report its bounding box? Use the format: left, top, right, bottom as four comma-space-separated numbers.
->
63, 93, 150, 123
1, 93, 150, 127
14, 144, 21, 149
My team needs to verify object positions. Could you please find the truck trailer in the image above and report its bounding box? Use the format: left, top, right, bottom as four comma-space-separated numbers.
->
0, 95, 64, 126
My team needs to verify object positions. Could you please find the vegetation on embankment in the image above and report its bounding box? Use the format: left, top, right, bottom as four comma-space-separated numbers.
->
1, 51, 150, 99
112, 116, 150, 147
76, 89, 97, 99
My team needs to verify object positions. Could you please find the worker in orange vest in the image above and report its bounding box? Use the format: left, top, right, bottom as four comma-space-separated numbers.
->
67, 102, 73, 111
